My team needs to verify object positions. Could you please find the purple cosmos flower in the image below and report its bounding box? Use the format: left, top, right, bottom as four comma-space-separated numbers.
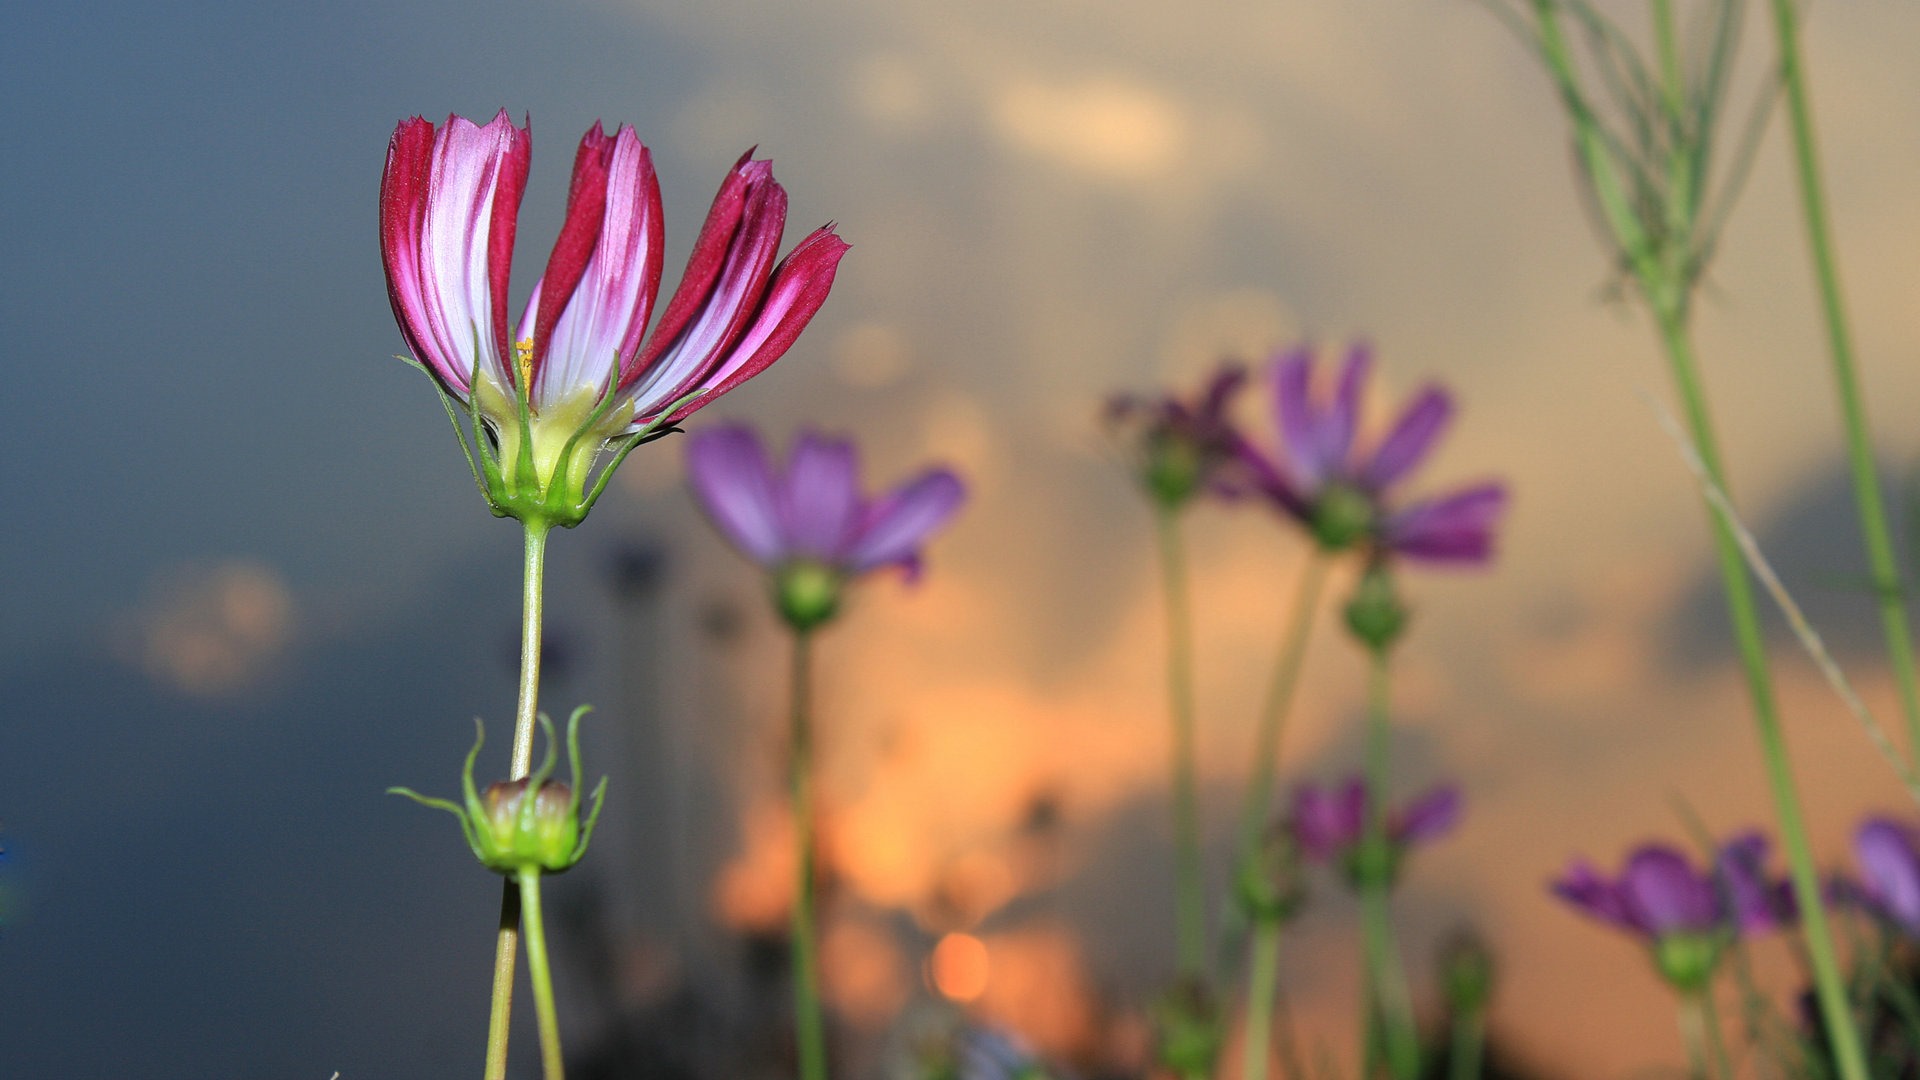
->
1552, 834, 1789, 990
687, 426, 966, 629
381, 111, 848, 525
1289, 777, 1461, 883
1553, 835, 1788, 939
1234, 344, 1506, 562
1104, 364, 1247, 507
1841, 817, 1920, 936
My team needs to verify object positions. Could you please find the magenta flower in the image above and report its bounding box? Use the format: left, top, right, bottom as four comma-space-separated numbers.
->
1289, 777, 1460, 885
1552, 834, 1788, 990
1234, 344, 1506, 562
380, 111, 848, 527
687, 426, 966, 629
1104, 364, 1247, 507
1839, 817, 1920, 936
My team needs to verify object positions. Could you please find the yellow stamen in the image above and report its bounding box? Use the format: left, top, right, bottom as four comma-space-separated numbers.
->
514, 338, 536, 396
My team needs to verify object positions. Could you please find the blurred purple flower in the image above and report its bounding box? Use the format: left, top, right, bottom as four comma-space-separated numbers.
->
1552, 834, 1790, 991
1289, 777, 1461, 865
687, 426, 965, 628
1234, 343, 1506, 562
1105, 364, 1248, 506
1841, 817, 1920, 936
1551, 833, 1789, 941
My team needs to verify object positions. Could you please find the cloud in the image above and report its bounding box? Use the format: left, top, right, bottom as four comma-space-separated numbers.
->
112, 561, 295, 697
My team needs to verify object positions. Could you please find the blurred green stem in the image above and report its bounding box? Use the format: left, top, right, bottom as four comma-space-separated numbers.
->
1678, 992, 1711, 1080
484, 521, 552, 1080
1761, 0, 1920, 760
1155, 503, 1209, 980
1524, 5, 1868, 1076
1360, 651, 1419, 1080
1235, 554, 1330, 875
1449, 1005, 1484, 1080
518, 868, 565, 1080
790, 628, 829, 1080
1703, 989, 1732, 1080
1242, 919, 1283, 1080
1648, 295, 1866, 1080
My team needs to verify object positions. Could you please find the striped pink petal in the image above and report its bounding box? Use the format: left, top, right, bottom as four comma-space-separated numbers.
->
379, 111, 529, 397
654, 226, 850, 426
519, 123, 664, 409
623, 158, 788, 415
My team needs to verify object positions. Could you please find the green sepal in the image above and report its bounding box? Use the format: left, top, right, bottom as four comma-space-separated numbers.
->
386, 786, 483, 858
775, 561, 844, 631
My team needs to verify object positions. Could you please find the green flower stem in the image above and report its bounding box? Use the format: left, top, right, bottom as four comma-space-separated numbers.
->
484, 521, 552, 1080
1234, 553, 1330, 876
1449, 1004, 1484, 1080
1700, 988, 1732, 1080
1360, 652, 1419, 1080
1649, 309, 1867, 1080
518, 868, 566, 1080
1154, 503, 1208, 980
1241, 919, 1283, 1080
1762, 0, 1920, 760
1524, 7, 1868, 1075
790, 628, 829, 1080
1677, 989, 1732, 1080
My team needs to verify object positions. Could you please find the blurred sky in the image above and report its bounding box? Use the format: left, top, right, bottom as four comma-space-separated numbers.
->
9, 1, 1920, 1077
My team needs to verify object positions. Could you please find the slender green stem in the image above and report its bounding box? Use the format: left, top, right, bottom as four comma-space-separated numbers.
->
1242, 919, 1283, 1080
1235, 554, 1331, 870
789, 628, 829, 1080
1359, 652, 1419, 1080
1761, 0, 1920, 761
1651, 0, 1684, 119
1154, 503, 1208, 980
1525, 6, 1864, 1071
1448, 1005, 1484, 1080
484, 521, 552, 1080
1702, 989, 1733, 1080
1648, 309, 1867, 1080
518, 869, 565, 1080
512, 524, 552, 775
1678, 992, 1712, 1080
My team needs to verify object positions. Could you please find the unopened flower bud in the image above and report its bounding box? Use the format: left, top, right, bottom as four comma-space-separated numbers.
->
1343, 560, 1408, 654
1151, 978, 1221, 1079
776, 561, 843, 631
1235, 826, 1308, 924
390, 706, 608, 877
475, 777, 581, 874
1440, 929, 1496, 1013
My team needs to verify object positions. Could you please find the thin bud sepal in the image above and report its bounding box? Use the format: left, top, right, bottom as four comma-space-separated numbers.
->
1344, 559, 1410, 656
412, 344, 705, 530
390, 706, 609, 876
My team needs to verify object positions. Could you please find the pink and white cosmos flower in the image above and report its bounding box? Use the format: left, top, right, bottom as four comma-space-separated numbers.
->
380, 110, 848, 524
